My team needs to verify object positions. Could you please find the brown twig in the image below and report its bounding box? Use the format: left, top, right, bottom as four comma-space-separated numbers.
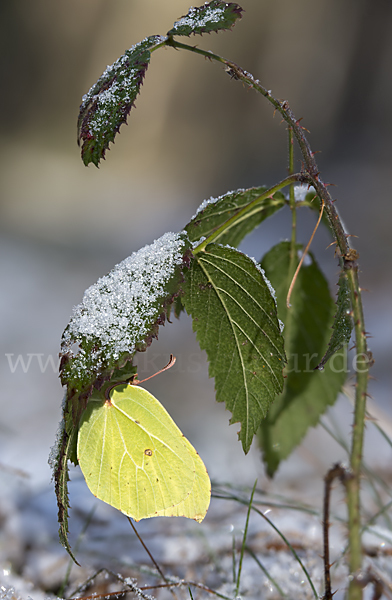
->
322, 463, 353, 600
286, 198, 325, 307
127, 518, 178, 600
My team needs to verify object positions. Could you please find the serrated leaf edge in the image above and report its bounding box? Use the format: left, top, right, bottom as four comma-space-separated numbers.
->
54, 426, 80, 564
167, 1, 243, 37
198, 250, 284, 386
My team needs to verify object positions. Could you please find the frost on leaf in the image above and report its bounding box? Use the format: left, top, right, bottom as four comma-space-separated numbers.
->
60, 232, 189, 421
168, 1, 243, 37
186, 187, 285, 248
293, 184, 316, 202
78, 35, 164, 166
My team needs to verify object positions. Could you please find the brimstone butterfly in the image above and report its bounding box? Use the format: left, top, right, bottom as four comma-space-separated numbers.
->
77, 379, 211, 522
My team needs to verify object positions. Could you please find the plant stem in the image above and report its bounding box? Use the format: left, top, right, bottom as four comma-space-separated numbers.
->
171, 37, 370, 599
168, 39, 348, 255
288, 127, 297, 253
345, 264, 370, 599
322, 464, 348, 600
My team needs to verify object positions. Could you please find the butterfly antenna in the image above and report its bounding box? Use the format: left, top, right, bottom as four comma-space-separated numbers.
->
286, 199, 325, 308
133, 354, 176, 386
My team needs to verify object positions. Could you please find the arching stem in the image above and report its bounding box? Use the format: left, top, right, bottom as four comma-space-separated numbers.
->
166, 37, 370, 599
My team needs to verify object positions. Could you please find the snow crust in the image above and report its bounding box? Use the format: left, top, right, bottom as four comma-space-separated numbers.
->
192, 189, 246, 219
88, 75, 138, 135
80, 36, 164, 110
80, 36, 165, 137
246, 254, 277, 303
172, 4, 227, 31
62, 232, 186, 367
294, 184, 316, 202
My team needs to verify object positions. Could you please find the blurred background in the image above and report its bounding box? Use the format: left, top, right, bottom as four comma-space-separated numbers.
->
1, 0, 392, 593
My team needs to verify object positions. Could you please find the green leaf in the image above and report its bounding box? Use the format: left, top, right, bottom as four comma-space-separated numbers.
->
183, 244, 286, 453
168, 1, 243, 37
59, 232, 190, 424
316, 271, 353, 369
257, 242, 347, 476
185, 187, 285, 247
167, 293, 185, 321
49, 424, 80, 564
78, 35, 163, 166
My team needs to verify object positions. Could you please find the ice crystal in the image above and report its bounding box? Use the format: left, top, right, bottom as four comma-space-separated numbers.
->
62, 232, 187, 370
294, 184, 316, 202
192, 236, 206, 248
249, 258, 278, 304
48, 411, 65, 478
88, 77, 136, 136
173, 5, 227, 30
168, 2, 243, 37
193, 189, 245, 219
80, 36, 165, 116
78, 36, 165, 165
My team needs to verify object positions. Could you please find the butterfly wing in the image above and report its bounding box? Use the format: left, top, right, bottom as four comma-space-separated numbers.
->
152, 433, 211, 522
77, 384, 210, 522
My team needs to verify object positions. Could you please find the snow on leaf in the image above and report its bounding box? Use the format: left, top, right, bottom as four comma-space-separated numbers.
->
293, 184, 316, 202
168, 1, 243, 37
78, 35, 164, 166
60, 232, 189, 414
185, 187, 285, 248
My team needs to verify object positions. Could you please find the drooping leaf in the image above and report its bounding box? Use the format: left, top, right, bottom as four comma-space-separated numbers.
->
60, 232, 190, 425
257, 242, 347, 476
185, 187, 285, 248
78, 384, 210, 522
183, 244, 286, 454
51, 361, 138, 562
55, 232, 190, 560
49, 422, 79, 564
168, 1, 243, 37
78, 35, 164, 166
316, 271, 353, 369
